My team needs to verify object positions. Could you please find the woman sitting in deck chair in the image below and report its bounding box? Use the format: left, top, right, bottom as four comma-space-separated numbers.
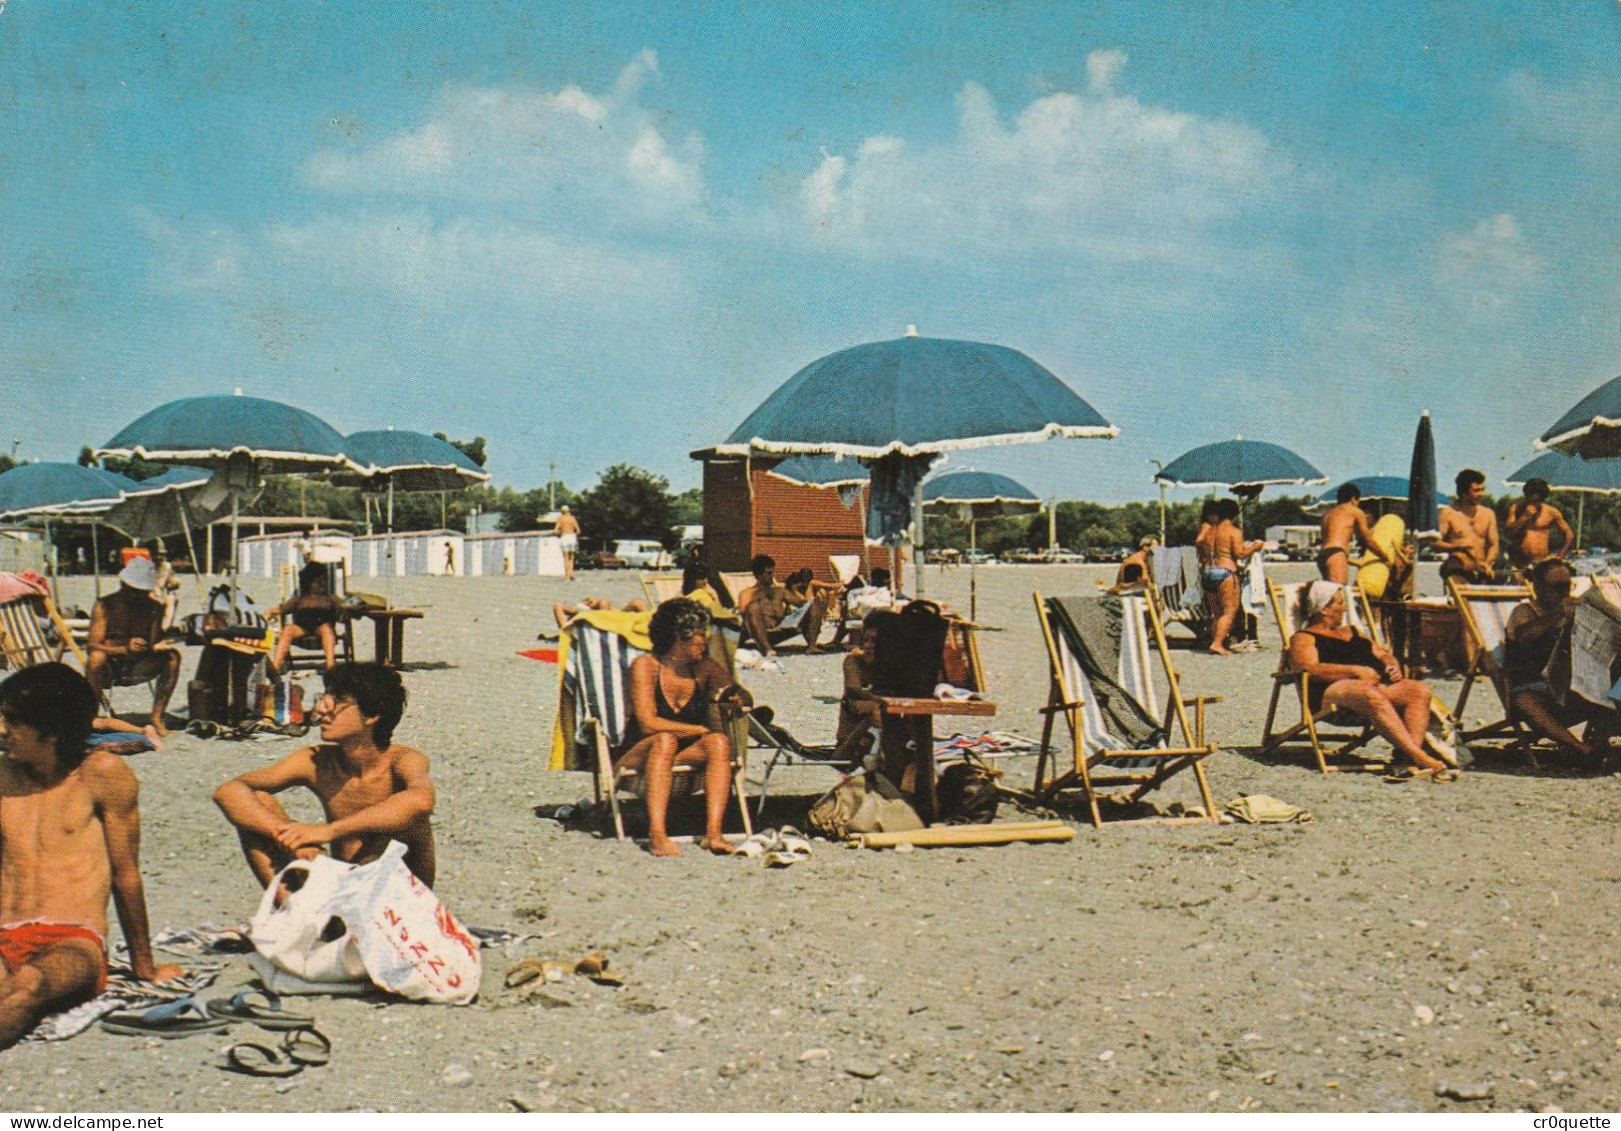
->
620, 598, 752, 858
1288, 581, 1458, 782
268, 562, 343, 675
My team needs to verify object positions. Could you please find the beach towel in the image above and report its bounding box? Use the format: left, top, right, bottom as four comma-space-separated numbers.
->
0, 571, 50, 603
1048, 596, 1164, 750
1223, 794, 1313, 824
23, 960, 222, 1043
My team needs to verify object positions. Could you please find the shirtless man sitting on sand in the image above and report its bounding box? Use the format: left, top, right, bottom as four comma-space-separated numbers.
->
1504, 477, 1575, 571
1434, 468, 1500, 585
85, 557, 182, 736
738, 555, 827, 657
1317, 483, 1393, 584
213, 663, 436, 887
1, 664, 181, 1049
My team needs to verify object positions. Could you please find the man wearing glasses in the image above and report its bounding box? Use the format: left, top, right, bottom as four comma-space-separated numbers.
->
213, 664, 437, 887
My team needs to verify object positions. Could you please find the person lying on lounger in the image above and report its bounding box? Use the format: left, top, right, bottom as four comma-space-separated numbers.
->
213, 663, 436, 887
1504, 558, 1614, 762
549, 596, 648, 634
0, 664, 182, 1048
1288, 581, 1457, 781
619, 598, 751, 858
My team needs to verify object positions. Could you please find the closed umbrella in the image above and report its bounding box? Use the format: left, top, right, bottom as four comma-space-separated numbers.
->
1406, 412, 1440, 538
708, 332, 1116, 593
1537, 374, 1621, 459
921, 469, 1042, 621
98, 393, 358, 607
0, 462, 140, 599
1506, 451, 1621, 552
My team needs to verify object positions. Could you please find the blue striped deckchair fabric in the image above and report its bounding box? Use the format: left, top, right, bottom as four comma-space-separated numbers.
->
563, 622, 643, 752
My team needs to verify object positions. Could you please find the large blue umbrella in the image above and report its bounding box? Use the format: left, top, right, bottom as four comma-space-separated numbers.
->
102, 468, 221, 577
1506, 450, 1621, 551
1308, 474, 1448, 517
1537, 374, 1621, 459
0, 463, 141, 598
338, 429, 490, 533
98, 393, 358, 594
922, 469, 1043, 620
1154, 438, 1326, 495
714, 334, 1116, 459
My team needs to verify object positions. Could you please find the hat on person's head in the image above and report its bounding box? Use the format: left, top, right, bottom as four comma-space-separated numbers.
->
119, 557, 158, 591
561, 505, 570, 512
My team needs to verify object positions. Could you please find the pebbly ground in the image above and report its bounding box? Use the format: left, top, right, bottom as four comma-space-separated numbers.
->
2, 564, 1616, 1113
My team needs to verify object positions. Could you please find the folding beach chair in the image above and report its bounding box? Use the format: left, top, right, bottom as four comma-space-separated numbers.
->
1032, 590, 1219, 827
560, 617, 752, 841
0, 590, 86, 672
639, 573, 684, 607
279, 561, 356, 672
1448, 578, 1555, 761
1259, 580, 1386, 772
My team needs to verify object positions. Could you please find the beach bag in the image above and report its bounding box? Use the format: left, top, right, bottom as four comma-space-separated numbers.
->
808, 776, 924, 839
870, 601, 950, 698
256, 679, 304, 726
936, 760, 1001, 825
250, 841, 481, 1004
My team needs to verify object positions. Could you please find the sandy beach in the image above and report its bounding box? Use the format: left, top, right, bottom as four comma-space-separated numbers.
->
4, 563, 1618, 1113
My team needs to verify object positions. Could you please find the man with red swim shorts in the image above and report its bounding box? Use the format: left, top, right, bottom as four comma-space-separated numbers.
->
0, 664, 181, 1048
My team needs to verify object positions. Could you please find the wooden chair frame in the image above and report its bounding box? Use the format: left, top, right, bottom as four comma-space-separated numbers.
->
1448, 577, 1558, 765
1032, 588, 1219, 827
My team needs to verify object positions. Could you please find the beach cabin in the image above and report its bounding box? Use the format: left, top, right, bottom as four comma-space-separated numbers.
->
349, 530, 465, 577
463, 531, 565, 576
691, 453, 903, 586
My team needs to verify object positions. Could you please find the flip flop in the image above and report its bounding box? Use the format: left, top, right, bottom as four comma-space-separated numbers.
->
101, 998, 232, 1039
206, 988, 314, 1031
763, 827, 812, 868
282, 1027, 332, 1067
503, 959, 548, 989
221, 1042, 302, 1078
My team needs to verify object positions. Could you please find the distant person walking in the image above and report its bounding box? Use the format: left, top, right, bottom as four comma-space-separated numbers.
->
556, 505, 580, 582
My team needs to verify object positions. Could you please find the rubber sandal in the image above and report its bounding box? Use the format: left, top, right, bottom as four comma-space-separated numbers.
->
221, 1042, 302, 1077
282, 1027, 332, 1067
206, 988, 314, 1031
503, 959, 547, 989
101, 998, 232, 1038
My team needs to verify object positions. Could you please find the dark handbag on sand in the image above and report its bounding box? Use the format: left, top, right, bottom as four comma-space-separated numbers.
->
936, 758, 1001, 825
870, 600, 950, 698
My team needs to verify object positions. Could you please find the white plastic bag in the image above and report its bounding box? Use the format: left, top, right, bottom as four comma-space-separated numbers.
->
249, 841, 481, 1004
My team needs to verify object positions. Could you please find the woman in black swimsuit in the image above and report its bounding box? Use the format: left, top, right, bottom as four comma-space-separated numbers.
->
620, 598, 752, 857
268, 562, 344, 675
1288, 581, 1456, 780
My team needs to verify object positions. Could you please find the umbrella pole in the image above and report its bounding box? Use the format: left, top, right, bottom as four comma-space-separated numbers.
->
912, 485, 926, 598
45, 518, 59, 606
91, 522, 102, 600
969, 518, 978, 623
1578, 495, 1586, 553
230, 491, 240, 617
175, 492, 204, 607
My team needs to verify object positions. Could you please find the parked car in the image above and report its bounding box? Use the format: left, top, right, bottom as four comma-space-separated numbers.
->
584, 548, 623, 570
963, 549, 995, 565
1263, 550, 1291, 562
1000, 548, 1046, 564
613, 539, 672, 570
1038, 548, 1087, 565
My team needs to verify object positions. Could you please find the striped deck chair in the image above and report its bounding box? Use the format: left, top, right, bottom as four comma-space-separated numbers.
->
1032, 590, 1219, 827
1449, 578, 1550, 759
561, 618, 752, 842
0, 591, 87, 673
1259, 580, 1387, 773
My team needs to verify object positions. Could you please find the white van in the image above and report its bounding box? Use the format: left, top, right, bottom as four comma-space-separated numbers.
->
613, 539, 671, 569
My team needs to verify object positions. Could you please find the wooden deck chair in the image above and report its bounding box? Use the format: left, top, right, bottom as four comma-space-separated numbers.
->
1448, 578, 1552, 759
639, 573, 685, 607
0, 591, 87, 672
1032, 590, 1219, 827
562, 618, 752, 841
1258, 580, 1387, 773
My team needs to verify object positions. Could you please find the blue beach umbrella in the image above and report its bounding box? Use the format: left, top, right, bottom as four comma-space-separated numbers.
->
1154, 438, 1327, 496
715, 335, 1116, 459
0, 462, 141, 597
338, 429, 490, 533
922, 469, 1043, 621
1307, 475, 1448, 517
102, 468, 221, 574
1506, 450, 1621, 551
99, 393, 358, 594
1407, 412, 1440, 538
1536, 374, 1621, 459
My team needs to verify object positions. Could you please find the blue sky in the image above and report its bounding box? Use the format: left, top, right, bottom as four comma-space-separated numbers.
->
2, 1, 1617, 503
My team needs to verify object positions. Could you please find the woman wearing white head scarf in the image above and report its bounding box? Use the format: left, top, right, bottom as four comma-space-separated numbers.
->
1288, 583, 1457, 781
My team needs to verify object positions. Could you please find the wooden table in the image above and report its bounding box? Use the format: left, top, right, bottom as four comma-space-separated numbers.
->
876, 696, 997, 825
364, 608, 424, 668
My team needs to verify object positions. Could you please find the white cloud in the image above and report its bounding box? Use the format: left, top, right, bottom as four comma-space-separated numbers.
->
266, 212, 683, 305
795, 56, 1294, 266
1437, 212, 1541, 310
303, 51, 704, 226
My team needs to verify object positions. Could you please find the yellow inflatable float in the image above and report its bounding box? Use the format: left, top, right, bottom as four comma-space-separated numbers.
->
1353, 514, 1408, 599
